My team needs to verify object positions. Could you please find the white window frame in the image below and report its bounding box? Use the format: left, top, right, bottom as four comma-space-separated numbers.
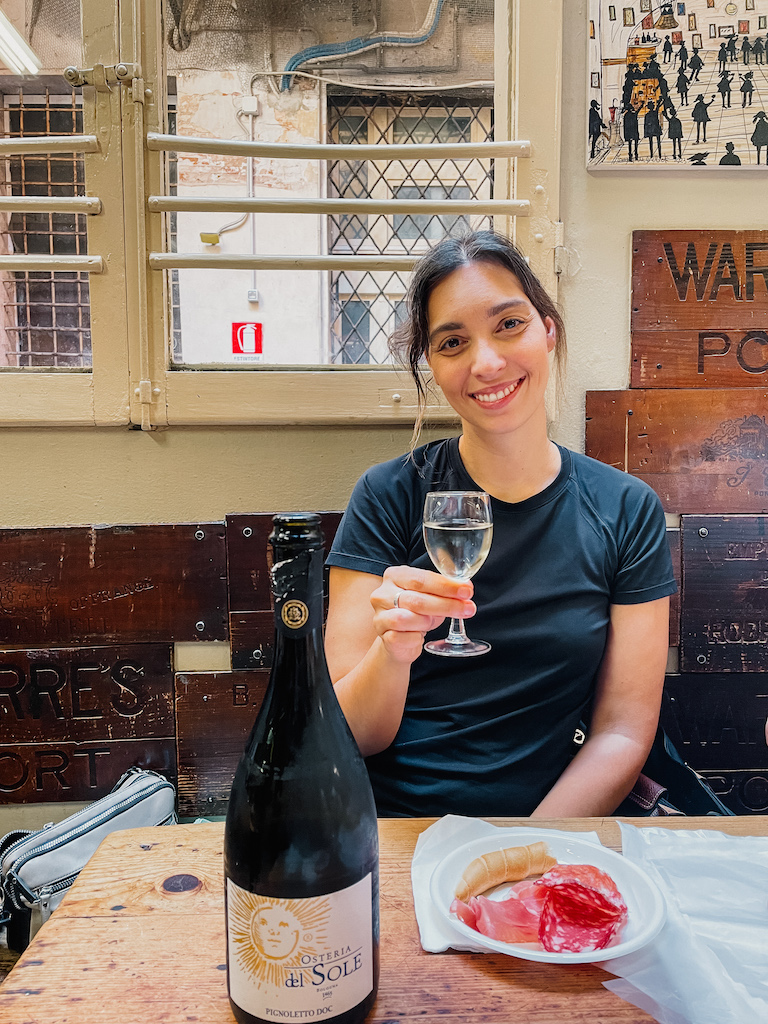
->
0, 0, 562, 428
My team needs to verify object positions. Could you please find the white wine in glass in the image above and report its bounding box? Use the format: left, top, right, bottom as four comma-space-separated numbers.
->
422, 491, 493, 657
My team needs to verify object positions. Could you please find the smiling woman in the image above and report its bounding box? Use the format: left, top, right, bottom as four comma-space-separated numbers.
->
324, 230, 677, 820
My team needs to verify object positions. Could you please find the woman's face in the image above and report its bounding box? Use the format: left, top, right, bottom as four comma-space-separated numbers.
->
426, 261, 556, 441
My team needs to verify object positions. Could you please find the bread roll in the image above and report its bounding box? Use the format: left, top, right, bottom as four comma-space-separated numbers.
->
455, 841, 556, 901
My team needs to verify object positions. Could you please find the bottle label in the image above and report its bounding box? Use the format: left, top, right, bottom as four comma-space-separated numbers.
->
227, 874, 373, 1020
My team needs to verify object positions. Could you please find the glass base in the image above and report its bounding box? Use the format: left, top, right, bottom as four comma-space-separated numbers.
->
424, 638, 491, 658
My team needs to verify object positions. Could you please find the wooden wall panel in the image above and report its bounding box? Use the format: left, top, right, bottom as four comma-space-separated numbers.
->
632, 231, 768, 332
226, 512, 342, 669
631, 231, 768, 387
0, 645, 173, 742
699, 770, 768, 815
585, 389, 768, 513
660, 675, 768, 770
0, 524, 227, 646
631, 330, 768, 388
0, 645, 176, 804
175, 671, 268, 817
0, 739, 176, 804
680, 516, 768, 672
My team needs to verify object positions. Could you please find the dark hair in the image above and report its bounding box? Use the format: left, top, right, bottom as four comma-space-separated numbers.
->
390, 230, 567, 430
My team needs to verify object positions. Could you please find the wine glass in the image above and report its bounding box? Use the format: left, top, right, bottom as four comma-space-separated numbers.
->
422, 491, 493, 657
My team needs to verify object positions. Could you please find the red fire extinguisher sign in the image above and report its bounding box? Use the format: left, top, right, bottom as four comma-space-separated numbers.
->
232, 322, 263, 355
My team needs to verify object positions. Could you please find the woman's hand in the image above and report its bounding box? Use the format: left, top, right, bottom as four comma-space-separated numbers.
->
325, 565, 475, 756
371, 565, 476, 665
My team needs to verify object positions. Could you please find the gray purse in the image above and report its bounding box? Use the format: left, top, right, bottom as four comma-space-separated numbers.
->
0, 766, 176, 951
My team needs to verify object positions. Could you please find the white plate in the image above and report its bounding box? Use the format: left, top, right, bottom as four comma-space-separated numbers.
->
429, 827, 666, 964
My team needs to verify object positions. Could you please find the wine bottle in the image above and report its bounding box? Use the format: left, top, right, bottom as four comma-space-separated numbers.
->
224, 513, 379, 1024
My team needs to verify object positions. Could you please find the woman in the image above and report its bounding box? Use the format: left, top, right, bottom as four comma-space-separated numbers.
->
325, 231, 676, 818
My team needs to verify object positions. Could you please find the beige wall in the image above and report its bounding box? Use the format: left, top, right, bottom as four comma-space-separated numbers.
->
0, 425, 452, 527
555, 0, 768, 453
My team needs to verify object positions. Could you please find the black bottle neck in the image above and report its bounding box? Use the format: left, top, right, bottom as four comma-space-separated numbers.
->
271, 544, 325, 642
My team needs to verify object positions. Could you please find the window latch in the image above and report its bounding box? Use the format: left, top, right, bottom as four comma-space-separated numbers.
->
63, 63, 141, 92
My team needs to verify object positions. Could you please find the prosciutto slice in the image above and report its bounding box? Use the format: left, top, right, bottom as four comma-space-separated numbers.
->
450, 862, 628, 954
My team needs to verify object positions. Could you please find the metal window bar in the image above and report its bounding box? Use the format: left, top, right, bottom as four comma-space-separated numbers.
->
327, 91, 495, 365
167, 105, 181, 363
0, 91, 100, 369
146, 114, 526, 366
145, 131, 527, 271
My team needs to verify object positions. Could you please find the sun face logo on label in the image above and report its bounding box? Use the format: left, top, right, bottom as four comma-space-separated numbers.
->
227, 877, 373, 1019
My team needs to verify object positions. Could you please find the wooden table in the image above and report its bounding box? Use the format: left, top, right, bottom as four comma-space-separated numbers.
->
0, 815, 765, 1024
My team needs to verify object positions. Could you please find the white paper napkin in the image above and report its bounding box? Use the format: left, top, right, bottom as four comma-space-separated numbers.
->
601, 823, 768, 1024
410, 814, 602, 953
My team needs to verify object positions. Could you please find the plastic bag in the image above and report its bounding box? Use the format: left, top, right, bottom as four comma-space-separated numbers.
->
600, 824, 768, 1024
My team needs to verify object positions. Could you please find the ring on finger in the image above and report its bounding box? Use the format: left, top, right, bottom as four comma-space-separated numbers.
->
393, 591, 401, 610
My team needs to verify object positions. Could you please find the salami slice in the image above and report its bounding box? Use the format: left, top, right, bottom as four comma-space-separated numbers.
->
536, 864, 628, 954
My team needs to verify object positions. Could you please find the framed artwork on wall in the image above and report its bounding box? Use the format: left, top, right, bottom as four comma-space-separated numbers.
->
587, 0, 768, 170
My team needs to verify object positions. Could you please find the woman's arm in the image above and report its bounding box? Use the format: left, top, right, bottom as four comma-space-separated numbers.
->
324, 565, 475, 757
530, 596, 670, 818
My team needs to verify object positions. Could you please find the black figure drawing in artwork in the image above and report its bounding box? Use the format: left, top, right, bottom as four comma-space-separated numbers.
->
717, 42, 729, 72
589, 100, 606, 158
622, 63, 640, 110
644, 100, 662, 159
741, 36, 752, 66
753, 37, 765, 65
623, 101, 640, 161
718, 70, 733, 108
719, 141, 741, 165
666, 104, 683, 160
689, 151, 708, 165
691, 94, 715, 143
751, 111, 768, 164
663, 35, 673, 63
741, 71, 755, 108
688, 47, 704, 82
676, 66, 692, 107
677, 40, 689, 71
727, 34, 738, 62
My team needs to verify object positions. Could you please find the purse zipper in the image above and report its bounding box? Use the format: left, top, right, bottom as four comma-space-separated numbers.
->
4, 776, 175, 908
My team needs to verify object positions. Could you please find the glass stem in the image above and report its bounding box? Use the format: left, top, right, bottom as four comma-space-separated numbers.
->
446, 616, 471, 646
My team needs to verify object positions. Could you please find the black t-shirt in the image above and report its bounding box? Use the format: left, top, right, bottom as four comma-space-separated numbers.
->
327, 438, 678, 817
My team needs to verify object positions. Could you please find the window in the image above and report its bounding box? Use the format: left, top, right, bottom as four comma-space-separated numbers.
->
2, 90, 90, 368
327, 92, 493, 367
0, 0, 561, 427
